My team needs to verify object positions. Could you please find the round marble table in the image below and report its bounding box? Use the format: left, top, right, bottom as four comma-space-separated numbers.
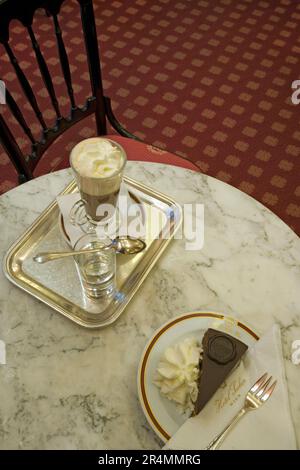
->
0, 162, 299, 449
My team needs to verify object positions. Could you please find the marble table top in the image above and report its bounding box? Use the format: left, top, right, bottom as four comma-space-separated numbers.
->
0, 162, 299, 449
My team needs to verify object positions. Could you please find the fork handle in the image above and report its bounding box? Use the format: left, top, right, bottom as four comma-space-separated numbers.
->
205, 407, 247, 450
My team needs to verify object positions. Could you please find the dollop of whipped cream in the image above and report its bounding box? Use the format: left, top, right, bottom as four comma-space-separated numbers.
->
71, 138, 124, 178
154, 337, 202, 414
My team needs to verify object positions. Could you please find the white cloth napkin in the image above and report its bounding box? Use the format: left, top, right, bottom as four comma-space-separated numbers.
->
164, 324, 296, 450
57, 182, 139, 247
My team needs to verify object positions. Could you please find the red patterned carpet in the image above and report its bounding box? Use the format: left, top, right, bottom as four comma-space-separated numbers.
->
0, 0, 299, 235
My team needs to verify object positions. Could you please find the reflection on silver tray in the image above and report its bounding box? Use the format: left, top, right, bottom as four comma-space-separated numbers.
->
3, 176, 182, 328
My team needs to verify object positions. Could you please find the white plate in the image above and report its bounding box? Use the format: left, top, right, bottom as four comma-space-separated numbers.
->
137, 311, 259, 442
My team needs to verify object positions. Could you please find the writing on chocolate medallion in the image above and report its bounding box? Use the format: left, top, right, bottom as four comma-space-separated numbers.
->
214, 376, 246, 412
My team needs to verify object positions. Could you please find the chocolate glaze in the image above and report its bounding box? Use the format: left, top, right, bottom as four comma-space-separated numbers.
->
193, 328, 248, 415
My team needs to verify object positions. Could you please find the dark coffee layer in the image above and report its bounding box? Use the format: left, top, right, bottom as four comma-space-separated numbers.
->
82, 189, 120, 222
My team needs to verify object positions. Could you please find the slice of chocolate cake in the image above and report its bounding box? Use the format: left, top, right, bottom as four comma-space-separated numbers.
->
193, 328, 248, 415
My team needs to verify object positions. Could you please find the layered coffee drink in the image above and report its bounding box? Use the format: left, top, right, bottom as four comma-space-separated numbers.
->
70, 137, 127, 222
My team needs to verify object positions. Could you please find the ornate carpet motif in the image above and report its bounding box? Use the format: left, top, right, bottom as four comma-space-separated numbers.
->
0, 0, 299, 234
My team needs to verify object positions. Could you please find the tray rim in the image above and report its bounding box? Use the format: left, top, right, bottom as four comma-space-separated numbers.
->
3, 175, 183, 329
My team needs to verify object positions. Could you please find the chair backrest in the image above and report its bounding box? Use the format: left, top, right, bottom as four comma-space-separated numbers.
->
0, 0, 124, 182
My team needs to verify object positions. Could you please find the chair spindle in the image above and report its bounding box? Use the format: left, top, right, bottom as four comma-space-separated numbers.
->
4, 42, 47, 130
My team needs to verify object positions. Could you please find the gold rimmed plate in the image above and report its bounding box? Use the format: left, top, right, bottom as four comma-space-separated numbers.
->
137, 311, 259, 442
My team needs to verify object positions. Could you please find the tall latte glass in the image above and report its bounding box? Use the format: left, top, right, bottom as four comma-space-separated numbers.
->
70, 137, 127, 225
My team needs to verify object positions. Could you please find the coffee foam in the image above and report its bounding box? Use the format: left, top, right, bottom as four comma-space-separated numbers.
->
71, 138, 125, 178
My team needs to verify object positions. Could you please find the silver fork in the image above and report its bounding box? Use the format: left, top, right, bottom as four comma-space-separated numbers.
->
205, 372, 277, 450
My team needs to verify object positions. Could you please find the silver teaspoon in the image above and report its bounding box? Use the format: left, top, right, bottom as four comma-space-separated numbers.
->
33, 236, 146, 264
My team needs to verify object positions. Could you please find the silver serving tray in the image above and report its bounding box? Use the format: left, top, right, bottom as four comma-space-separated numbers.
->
3, 176, 182, 328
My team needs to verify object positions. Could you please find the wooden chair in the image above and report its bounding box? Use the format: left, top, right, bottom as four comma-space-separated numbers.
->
0, 0, 198, 184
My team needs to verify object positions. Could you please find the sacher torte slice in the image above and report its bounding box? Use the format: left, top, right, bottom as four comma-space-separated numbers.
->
194, 328, 248, 415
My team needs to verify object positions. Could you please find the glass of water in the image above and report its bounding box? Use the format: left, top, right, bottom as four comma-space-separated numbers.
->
74, 233, 116, 299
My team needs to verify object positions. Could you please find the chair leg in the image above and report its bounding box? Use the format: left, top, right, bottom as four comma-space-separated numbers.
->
18, 173, 28, 184
103, 96, 142, 142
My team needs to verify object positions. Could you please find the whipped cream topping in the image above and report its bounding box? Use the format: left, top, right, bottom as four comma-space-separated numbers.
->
154, 337, 202, 414
71, 138, 125, 178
